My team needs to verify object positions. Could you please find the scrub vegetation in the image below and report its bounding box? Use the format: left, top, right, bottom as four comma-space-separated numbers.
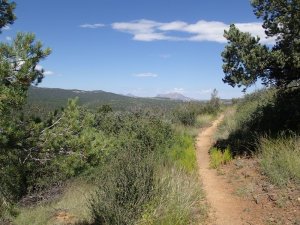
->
2, 0, 300, 224
214, 88, 300, 186
1, 93, 220, 224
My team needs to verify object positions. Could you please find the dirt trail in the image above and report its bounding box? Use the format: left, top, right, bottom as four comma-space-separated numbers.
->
196, 115, 264, 225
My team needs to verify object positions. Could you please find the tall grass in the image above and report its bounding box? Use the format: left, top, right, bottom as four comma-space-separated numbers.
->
214, 107, 237, 141
196, 113, 216, 129
89, 129, 206, 225
214, 88, 300, 187
259, 135, 300, 186
89, 148, 155, 225
137, 167, 207, 225
168, 133, 197, 173
0, 196, 17, 224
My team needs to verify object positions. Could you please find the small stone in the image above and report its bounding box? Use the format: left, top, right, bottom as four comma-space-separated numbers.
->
253, 195, 259, 204
242, 171, 250, 178
269, 217, 275, 222
262, 186, 268, 192
268, 193, 278, 201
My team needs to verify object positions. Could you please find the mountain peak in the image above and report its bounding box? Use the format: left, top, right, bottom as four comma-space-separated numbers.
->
156, 92, 192, 101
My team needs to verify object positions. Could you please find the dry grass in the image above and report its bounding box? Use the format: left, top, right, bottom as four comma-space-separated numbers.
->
259, 135, 300, 186
137, 167, 208, 225
13, 180, 96, 225
214, 107, 237, 141
196, 113, 216, 129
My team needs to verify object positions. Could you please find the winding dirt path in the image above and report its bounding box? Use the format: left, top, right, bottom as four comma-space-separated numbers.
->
196, 115, 264, 225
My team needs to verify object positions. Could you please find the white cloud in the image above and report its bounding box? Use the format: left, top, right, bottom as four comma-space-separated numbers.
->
133, 72, 158, 77
113, 19, 160, 34
3, 26, 10, 30
235, 22, 276, 44
159, 21, 187, 31
186, 20, 228, 43
44, 70, 54, 75
5, 36, 12, 41
36, 65, 55, 76
172, 87, 185, 93
112, 20, 173, 41
112, 19, 275, 44
133, 32, 171, 41
80, 23, 105, 29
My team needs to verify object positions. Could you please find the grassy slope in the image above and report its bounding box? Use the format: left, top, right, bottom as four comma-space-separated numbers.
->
211, 90, 300, 225
214, 89, 300, 186
13, 180, 95, 225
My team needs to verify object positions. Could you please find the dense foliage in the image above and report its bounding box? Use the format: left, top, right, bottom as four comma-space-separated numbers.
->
0, 0, 15, 31
222, 0, 300, 90
0, 0, 51, 216
215, 88, 300, 186
173, 91, 220, 126
215, 88, 300, 155
1, 91, 213, 224
0, 33, 51, 113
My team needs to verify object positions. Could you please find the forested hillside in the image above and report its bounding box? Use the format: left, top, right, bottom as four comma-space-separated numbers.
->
28, 87, 187, 109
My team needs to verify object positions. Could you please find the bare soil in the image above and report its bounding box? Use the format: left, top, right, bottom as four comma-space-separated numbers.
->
54, 210, 77, 225
196, 115, 264, 225
220, 157, 300, 225
196, 115, 300, 225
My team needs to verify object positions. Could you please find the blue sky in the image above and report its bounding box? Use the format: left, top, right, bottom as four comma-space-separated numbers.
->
1, 0, 269, 99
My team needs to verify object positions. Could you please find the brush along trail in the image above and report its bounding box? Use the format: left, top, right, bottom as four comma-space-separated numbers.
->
196, 115, 264, 225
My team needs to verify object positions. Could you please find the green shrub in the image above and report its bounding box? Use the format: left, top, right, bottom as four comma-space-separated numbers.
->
89, 148, 155, 225
2, 95, 209, 224
137, 167, 207, 225
205, 88, 221, 115
88, 111, 174, 225
210, 147, 232, 169
37, 99, 115, 188
223, 148, 232, 164
0, 113, 44, 202
210, 148, 223, 169
196, 113, 215, 128
215, 88, 300, 155
259, 135, 300, 186
215, 88, 300, 187
88, 107, 205, 224
173, 106, 197, 126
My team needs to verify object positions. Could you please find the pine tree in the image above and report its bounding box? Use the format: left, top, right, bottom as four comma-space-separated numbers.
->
222, 0, 300, 90
0, 0, 51, 204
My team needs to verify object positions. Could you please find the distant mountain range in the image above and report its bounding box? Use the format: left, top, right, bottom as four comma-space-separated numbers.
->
125, 93, 137, 98
27, 87, 232, 115
26, 87, 185, 113
25, 86, 231, 118
155, 92, 192, 102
